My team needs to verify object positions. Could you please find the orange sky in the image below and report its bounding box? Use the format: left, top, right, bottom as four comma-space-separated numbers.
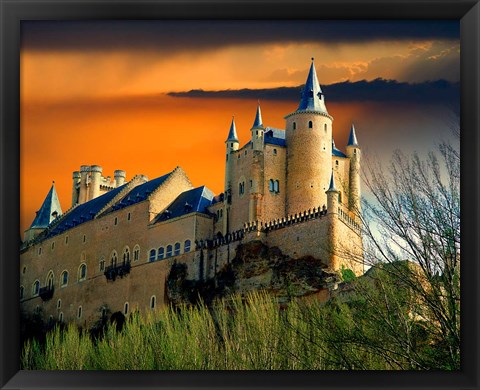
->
20, 24, 460, 234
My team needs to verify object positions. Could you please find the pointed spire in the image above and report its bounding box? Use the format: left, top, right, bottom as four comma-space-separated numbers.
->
226, 116, 239, 143
252, 102, 263, 129
297, 58, 328, 114
29, 182, 62, 229
326, 170, 338, 193
347, 123, 359, 146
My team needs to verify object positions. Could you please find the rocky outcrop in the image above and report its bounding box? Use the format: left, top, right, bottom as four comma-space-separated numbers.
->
166, 241, 341, 306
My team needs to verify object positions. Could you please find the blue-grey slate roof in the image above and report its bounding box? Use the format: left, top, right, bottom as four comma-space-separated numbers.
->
226, 117, 239, 142
252, 104, 263, 129
46, 184, 126, 238
155, 186, 214, 223
297, 60, 329, 114
348, 124, 359, 146
29, 183, 62, 229
264, 127, 286, 147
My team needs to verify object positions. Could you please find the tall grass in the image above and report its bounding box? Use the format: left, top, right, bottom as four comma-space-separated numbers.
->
21, 289, 450, 370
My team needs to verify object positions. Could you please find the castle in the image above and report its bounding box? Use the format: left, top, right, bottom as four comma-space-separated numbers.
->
20, 60, 364, 326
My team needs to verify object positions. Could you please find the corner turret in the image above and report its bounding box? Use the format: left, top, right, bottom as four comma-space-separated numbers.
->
251, 102, 265, 151
346, 124, 361, 213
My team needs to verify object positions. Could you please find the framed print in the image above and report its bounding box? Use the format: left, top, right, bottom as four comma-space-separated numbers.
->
1, 0, 479, 389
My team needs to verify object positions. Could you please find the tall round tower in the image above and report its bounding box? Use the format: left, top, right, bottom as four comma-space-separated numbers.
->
89, 165, 103, 200
346, 124, 361, 213
285, 59, 333, 215
224, 117, 239, 196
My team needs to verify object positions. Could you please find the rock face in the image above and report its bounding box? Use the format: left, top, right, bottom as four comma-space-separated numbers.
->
166, 241, 341, 306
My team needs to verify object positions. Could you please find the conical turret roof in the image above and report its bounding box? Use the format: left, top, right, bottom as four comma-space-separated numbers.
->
251, 103, 263, 129
226, 117, 239, 143
347, 123, 359, 146
29, 182, 62, 229
326, 170, 338, 193
297, 58, 328, 114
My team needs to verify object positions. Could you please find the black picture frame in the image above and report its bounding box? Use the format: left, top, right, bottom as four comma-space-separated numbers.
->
1, 0, 478, 389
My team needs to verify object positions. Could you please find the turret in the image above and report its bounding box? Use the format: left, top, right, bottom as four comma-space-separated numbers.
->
251, 103, 264, 151
89, 165, 103, 200
114, 170, 126, 187
345, 124, 361, 213
72, 171, 81, 206
285, 58, 333, 215
78, 165, 90, 204
326, 170, 339, 212
224, 117, 239, 194
326, 170, 340, 270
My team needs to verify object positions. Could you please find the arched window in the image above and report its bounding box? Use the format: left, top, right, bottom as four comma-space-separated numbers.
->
22, 266, 26, 274
149, 249, 156, 262
57, 299, 61, 309
174, 242, 181, 256
184, 240, 191, 253
61, 271, 68, 287
59, 312, 64, 322
269, 179, 274, 192
46, 271, 54, 290
166, 245, 173, 258
273, 149, 277, 156
124, 302, 129, 315
32, 280, 40, 297
77, 306, 82, 319
99, 257, 105, 272
274, 180, 280, 193
308, 120, 313, 128
158, 247, 165, 260
150, 296, 156, 310
123, 247, 130, 264
293, 122, 296, 130
78, 264, 87, 281
20, 286, 24, 300
133, 245, 140, 261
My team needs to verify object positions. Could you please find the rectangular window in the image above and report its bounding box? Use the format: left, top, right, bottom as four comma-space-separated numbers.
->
127, 212, 131, 221
99, 260, 105, 272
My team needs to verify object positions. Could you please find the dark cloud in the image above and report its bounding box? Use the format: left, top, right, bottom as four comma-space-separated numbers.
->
22, 20, 459, 53
167, 79, 460, 114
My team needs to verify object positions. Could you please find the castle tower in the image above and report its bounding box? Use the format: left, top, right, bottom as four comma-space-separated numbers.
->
285, 58, 333, 215
114, 170, 126, 187
78, 165, 90, 205
89, 165, 103, 200
345, 124, 361, 213
224, 117, 239, 233
72, 171, 81, 206
326, 170, 340, 270
251, 103, 264, 151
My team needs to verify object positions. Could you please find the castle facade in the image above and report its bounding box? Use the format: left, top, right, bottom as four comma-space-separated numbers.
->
20, 60, 364, 327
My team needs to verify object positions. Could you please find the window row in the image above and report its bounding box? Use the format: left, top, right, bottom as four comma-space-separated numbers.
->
292, 121, 328, 132
149, 240, 191, 262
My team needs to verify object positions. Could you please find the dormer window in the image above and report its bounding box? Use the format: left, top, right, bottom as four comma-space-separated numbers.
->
163, 209, 171, 219
184, 202, 192, 212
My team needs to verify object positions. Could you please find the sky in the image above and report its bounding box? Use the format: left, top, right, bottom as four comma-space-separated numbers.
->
20, 20, 460, 234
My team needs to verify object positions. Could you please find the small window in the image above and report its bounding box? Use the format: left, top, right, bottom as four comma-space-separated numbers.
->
114, 217, 118, 226
133, 245, 140, 262
38, 247, 42, 255
174, 242, 181, 256
354, 148, 357, 154
274, 180, 280, 194
59, 312, 64, 322
22, 266, 26, 274
157, 247, 164, 260
46, 271, 54, 289
250, 179, 253, 188
245, 150, 247, 155
51, 242, 55, 250
149, 249, 156, 262
78, 264, 87, 281
124, 302, 129, 315
83, 235, 86, 243
127, 212, 131, 221
123, 247, 130, 264
99, 258, 105, 272
32, 280, 40, 297
166, 245, 173, 258
111, 251, 118, 267
335, 160, 339, 166
269, 179, 274, 192
293, 122, 296, 130
65, 236, 69, 245
57, 299, 61, 309
324, 123, 327, 133
78, 306, 82, 319
61, 271, 68, 286
20, 286, 24, 300
150, 296, 156, 310
184, 240, 191, 253
308, 120, 313, 128
273, 149, 277, 155
230, 143, 233, 147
